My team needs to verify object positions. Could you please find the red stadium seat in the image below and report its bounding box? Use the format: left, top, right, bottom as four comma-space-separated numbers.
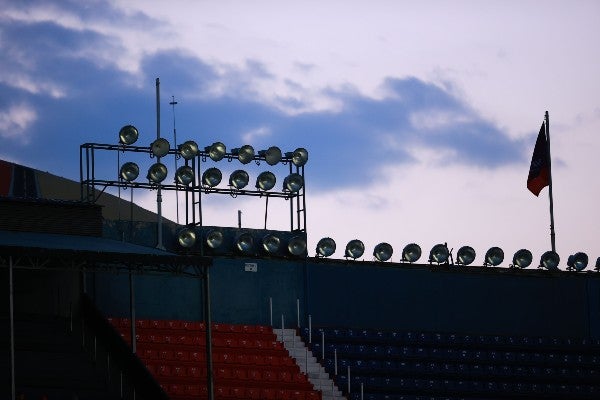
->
135, 319, 148, 329
140, 349, 158, 360
149, 319, 166, 329
232, 368, 247, 380
215, 387, 231, 397
183, 321, 204, 331
172, 366, 186, 377
174, 350, 189, 361
230, 387, 244, 398
189, 351, 205, 362
260, 388, 277, 400
168, 384, 185, 395
247, 369, 261, 381
157, 365, 171, 377
305, 391, 321, 400
247, 387, 261, 399
165, 320, 183, 330
159, 350, 174, 360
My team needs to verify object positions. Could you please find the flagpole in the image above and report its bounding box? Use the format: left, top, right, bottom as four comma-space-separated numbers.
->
545, 111, 556, 252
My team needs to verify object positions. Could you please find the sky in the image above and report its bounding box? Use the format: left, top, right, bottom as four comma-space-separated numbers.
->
1, 0, 599, 269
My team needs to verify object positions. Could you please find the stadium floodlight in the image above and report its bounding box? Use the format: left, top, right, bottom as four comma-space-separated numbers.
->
511, 249, 533, 268
119, 125, 139, 145
456, 246, 476, 266
151, 138, 170, 157
567, 252, 588, 271
255, 171, 276, 191
175, 165, 194, 186
262, 234, 281, 254
402, 243, 422, 263
147, 163, 167, 183
286, 147, 309, 167
235, 232, 254, 254
229, 170, 249, 190
283, 173, 304, 192
231, 145, 255, 164
179, 140, 199, 160
177, 227, 196, 248
595, 257, 600, 272
345, 239, 365, 260
201, 167, 222, 187
484, 247, 504, 267
539, 251, 560, 270
316, 237, 336, 257
205, 142, 226, 161
429, 243, 449, 264
259, 146, 282, 166
288, 235, 307, 257
373, 242, 393, 262
205, 229, 224, 249
120, 162, 139, 182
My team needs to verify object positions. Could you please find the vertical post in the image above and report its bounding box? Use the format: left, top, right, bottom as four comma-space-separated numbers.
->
281, 314, 284, 339
170, 96, 179, 224
296, 298, 300, 328
156, 77, 164, 250
545, 111, 556, 252
334, 349, 338, 376
9, 256, 15, 400
238, 210, 242, 228
129, 269, 136, 354
347, 366, 351, 395
204, 265, 214, 400
308, 314, 312, 344
321, 331, 324, 360
360, 382, 364, 400
269, 297, 273, 326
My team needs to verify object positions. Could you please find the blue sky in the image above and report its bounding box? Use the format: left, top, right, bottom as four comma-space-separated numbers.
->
1, 0, 599, 267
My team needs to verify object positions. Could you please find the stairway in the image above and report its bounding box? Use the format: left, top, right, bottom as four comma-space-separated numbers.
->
276, 328, 346, 400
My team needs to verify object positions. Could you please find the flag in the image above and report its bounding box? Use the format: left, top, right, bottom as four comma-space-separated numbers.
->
527, 122, 550, 196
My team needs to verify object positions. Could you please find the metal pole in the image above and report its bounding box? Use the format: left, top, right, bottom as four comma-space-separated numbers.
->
296, 298, 300, 328
170, 96, 179, 225
347, 366, 351, 395
545, 111, 556, 252
281, 314, 284, 339
321, 331, 324, 360
269, 297, 273, 326
156, 77, 164, 250
129, 268, 136, 354
360, 382, 364, 400
203, 265, 214, 400
9, 256, 16, 400
308, 314, 312, 344
264, 196, 269, 229
334, 349, 338, 376
238, 210, 242, 228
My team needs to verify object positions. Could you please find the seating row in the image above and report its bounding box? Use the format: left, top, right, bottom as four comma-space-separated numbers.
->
109, 317, 271, 335
146, 364, 307, 383
164, 384, 321, 400
138, 348, 296, 367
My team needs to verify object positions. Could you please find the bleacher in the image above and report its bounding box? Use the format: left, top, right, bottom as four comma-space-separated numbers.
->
109, 317, 322, 400
302, 327, 600, 400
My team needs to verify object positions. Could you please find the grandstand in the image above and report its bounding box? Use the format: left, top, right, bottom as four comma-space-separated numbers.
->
1, 158, 600, 400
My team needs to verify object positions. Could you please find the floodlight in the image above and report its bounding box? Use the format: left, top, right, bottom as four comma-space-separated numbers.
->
177, 227, 196, 248
595, 257, 600, 272
256, 171, 276, 191
511, 249, 533, 268
373, 242, 393, 262
402, 243, 422, 263
231, 145, 255, 164
179, 140, 199, 160
205, 142, 226, 161
229, 170, 249, 189
151, 138, 170, 157
288, 235, 307, 257
539, 251, 560, 270
283, 173, 304, 192
429, 244, 449, 264
119, 125, 139, 145
201, 167, 222, 187
259, 146, 282, 166
286, 147, 309, 167
456, 246, 476, 266
345, 239, 365, 259
262, 234, 281, 254
147, 163, 167, 183
120, 162, 139, 181
484, 247, 504, 267
175, 165, 194, 186
316, 237, 336, 257
205, 229, 224, 249
567, 252, 588, 271
235, 232, 254, 254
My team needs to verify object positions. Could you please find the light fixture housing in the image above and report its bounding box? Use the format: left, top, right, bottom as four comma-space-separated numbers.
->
205, 229, 224, 249
402, 243, 422, 263
567, 252, 588, 271
373, 242, 393, 262
484, 247, 504, 267
177, 227, 197, 248
201, 167, 222, 187
151, 138, 170, 157
179, 140, 199, 160
147, 162, 168, 183
231, 145, 255, 164
345, 239, 365, 260
175, 165, 194, 186
288, 235, 307, 257
595, 257, 600, 272
259, 146, 282, 166
119, 125, 139, 145
283, 173, 304, 192
456, 246, 476, 266
206, 142, 226, 162
540, 251, 560, 270
262, 234, 281, 254
511, 249, 533, 268
286, 147, 309, 167
229, 170, 249, 190
316, 237, 336, 258
429, 244, 449, 264
256, 171, 276, 191
120, 162, 139, 182
235, 231, 254, 254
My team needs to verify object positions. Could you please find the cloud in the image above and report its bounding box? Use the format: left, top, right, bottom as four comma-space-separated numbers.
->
0, 102, 37, 143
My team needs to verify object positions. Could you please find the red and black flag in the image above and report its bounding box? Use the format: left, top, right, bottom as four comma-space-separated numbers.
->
527, 123, 550, 196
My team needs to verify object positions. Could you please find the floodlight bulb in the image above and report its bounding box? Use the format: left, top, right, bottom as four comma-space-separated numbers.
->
236, 232, 254, 254
147, 163, 167, 183
202, 167, 222, 187
512, 249, 533, 268
119, 125, 139, 145
205, 229, 224, 249
429, 244, 449, 264
484, 247, 504, 267
256, 171, 276, 191
345, 239, 365, 259
288, 235, 307, 257
120, 162, 139, 182
262, 234, 281, 254
179, 140, 199, 160
373, 242, 393, 262
289, 148, 309, 167
229, 170, 249, 189
175, 165, 194, 186
151, 138, 170, 157
540, 251, 560, 270
260, 146, 282, 166
283, 173, 304, 192
402, 243, 422, 263
232, 145, 255, 164
567, 252, 588, 271
456, 246, 476, 266
316, 237, 336, 257
206, 142, 226, 161
177, 228, 196, 248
